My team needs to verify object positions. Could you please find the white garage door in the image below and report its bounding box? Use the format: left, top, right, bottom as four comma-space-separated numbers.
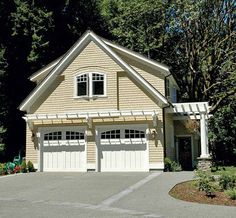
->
97, 126, 148, 172
41, 127, 86, 172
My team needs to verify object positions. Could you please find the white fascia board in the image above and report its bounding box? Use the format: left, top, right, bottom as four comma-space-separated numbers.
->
104, 39, 179, 90
90, 32, 169, 106
29, 59, 60, 82
103, 39, 169, 72
20, 30, 169, 111
19, 31, 92, 111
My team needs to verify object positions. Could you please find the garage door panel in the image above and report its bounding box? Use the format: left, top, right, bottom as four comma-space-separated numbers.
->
100, 144, 146, 151
43, 152, 63, 171
42, 128, 86, 172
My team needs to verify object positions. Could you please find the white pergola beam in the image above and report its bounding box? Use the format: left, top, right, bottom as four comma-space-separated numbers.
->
166, 102, 210, 114
24, 110, 158, 121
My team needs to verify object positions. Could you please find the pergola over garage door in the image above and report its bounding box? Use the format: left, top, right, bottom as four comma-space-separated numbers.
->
96, 125, 149, 172
39, 127, 86, 172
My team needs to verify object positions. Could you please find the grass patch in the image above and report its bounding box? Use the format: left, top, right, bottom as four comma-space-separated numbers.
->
211, 166, 236, 175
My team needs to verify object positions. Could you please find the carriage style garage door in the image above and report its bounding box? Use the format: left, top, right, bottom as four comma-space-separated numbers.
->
40, 127, 86, 172
97, 125, 149, 172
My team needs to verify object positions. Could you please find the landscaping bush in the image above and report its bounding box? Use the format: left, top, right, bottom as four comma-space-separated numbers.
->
20, 161, 27, 173
0, 163, 6, 175
5, 162, 15, 174
219, 174, 236, 190
225, 188, 236, 200
195, 171, 216, 197
27, 161, 35, 172
13, 165, 21, 174
164, 158, 182, 172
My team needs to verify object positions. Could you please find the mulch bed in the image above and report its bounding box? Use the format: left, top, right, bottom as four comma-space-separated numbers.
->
169, 180, 236, 207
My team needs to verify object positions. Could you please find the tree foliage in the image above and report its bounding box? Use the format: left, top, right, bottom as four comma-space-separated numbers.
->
168, 0, 236, 109
101, 0, 236, 164
209, 101, 236, 165
100, 0, 172, 60
0, 0, 235, 164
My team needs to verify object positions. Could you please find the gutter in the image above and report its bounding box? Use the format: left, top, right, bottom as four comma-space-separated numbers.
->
163, 73, 174, 159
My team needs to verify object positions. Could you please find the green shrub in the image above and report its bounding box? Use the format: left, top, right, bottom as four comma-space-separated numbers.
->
20, 161, 27, 173
219, 174, 236, 190
0, 163, 5, 175
27, 161, 35, 172
171, 161, 182, 172
5, 162, 15, 174
225, 188, 236, 200
195, 171, 216, 197
164, 158, 182, 172
164, 158, 172, 171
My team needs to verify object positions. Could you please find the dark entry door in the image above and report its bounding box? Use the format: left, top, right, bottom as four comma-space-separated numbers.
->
177, 137, 192, 170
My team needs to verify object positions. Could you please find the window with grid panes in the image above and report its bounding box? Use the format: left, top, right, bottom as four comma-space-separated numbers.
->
101, 130, 120, 139
76, 72, 105, 97
125, 129, 145, 139
66, 131, 84, 140
44, 132, 62, 140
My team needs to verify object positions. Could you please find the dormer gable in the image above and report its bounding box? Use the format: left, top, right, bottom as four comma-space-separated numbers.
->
19, 30, 171, 112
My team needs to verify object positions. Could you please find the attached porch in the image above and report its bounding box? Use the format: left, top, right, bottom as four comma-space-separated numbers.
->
165, 102, 211, 170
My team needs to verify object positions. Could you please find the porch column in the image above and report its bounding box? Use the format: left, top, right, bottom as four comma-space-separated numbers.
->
200, 113, 209, 158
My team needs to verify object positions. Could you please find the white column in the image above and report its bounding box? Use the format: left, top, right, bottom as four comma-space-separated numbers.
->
200, 113, 209, 158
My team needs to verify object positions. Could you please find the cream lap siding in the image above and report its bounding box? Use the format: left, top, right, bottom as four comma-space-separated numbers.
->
165, 113, 175, 161
26, 125, 38, 165
87, 128, 96, 164
118, 73, 161, 110
117, 54, 166, 96
149, 116, 164, 163
32, 41, 122, 114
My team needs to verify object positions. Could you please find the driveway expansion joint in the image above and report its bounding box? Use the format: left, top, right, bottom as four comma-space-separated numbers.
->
101, 172, 162, 206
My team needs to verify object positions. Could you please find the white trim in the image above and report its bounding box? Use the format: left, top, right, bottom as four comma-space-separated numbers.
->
166, 102, 210, 114
89, 31, 169, 107
20, 30, 169, 112
176, 135, 194, 168
87, 163, 96, 170
30, 60, 59, 82
95, 124, 149, 172
73, 71, 107, 98
103, 39, 179, 89
103, 39, 169, 72
149, 163, 164, 170
24, 110, 159, 121
20, 31, 91, 111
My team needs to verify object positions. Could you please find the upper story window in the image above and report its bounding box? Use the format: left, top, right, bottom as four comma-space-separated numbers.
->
75, 72, 106, 98
166, 79, 177, 103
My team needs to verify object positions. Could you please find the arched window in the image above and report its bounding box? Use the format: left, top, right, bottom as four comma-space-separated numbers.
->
75, 72, 106, 97
66, 131, 84, 140
101, 130, 120, 139
44, 131, 62, 140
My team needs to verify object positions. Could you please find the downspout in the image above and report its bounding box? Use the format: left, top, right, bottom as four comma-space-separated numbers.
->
163, 73, 174, 158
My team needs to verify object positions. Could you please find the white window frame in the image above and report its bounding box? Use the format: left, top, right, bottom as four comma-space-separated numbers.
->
74, 72, 107, 99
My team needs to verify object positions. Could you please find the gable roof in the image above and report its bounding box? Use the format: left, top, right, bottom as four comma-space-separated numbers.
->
29, 36, 178, 89
19, 30, 170, 112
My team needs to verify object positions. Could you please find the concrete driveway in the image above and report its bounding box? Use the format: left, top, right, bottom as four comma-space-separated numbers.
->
0, 172, 236, 218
